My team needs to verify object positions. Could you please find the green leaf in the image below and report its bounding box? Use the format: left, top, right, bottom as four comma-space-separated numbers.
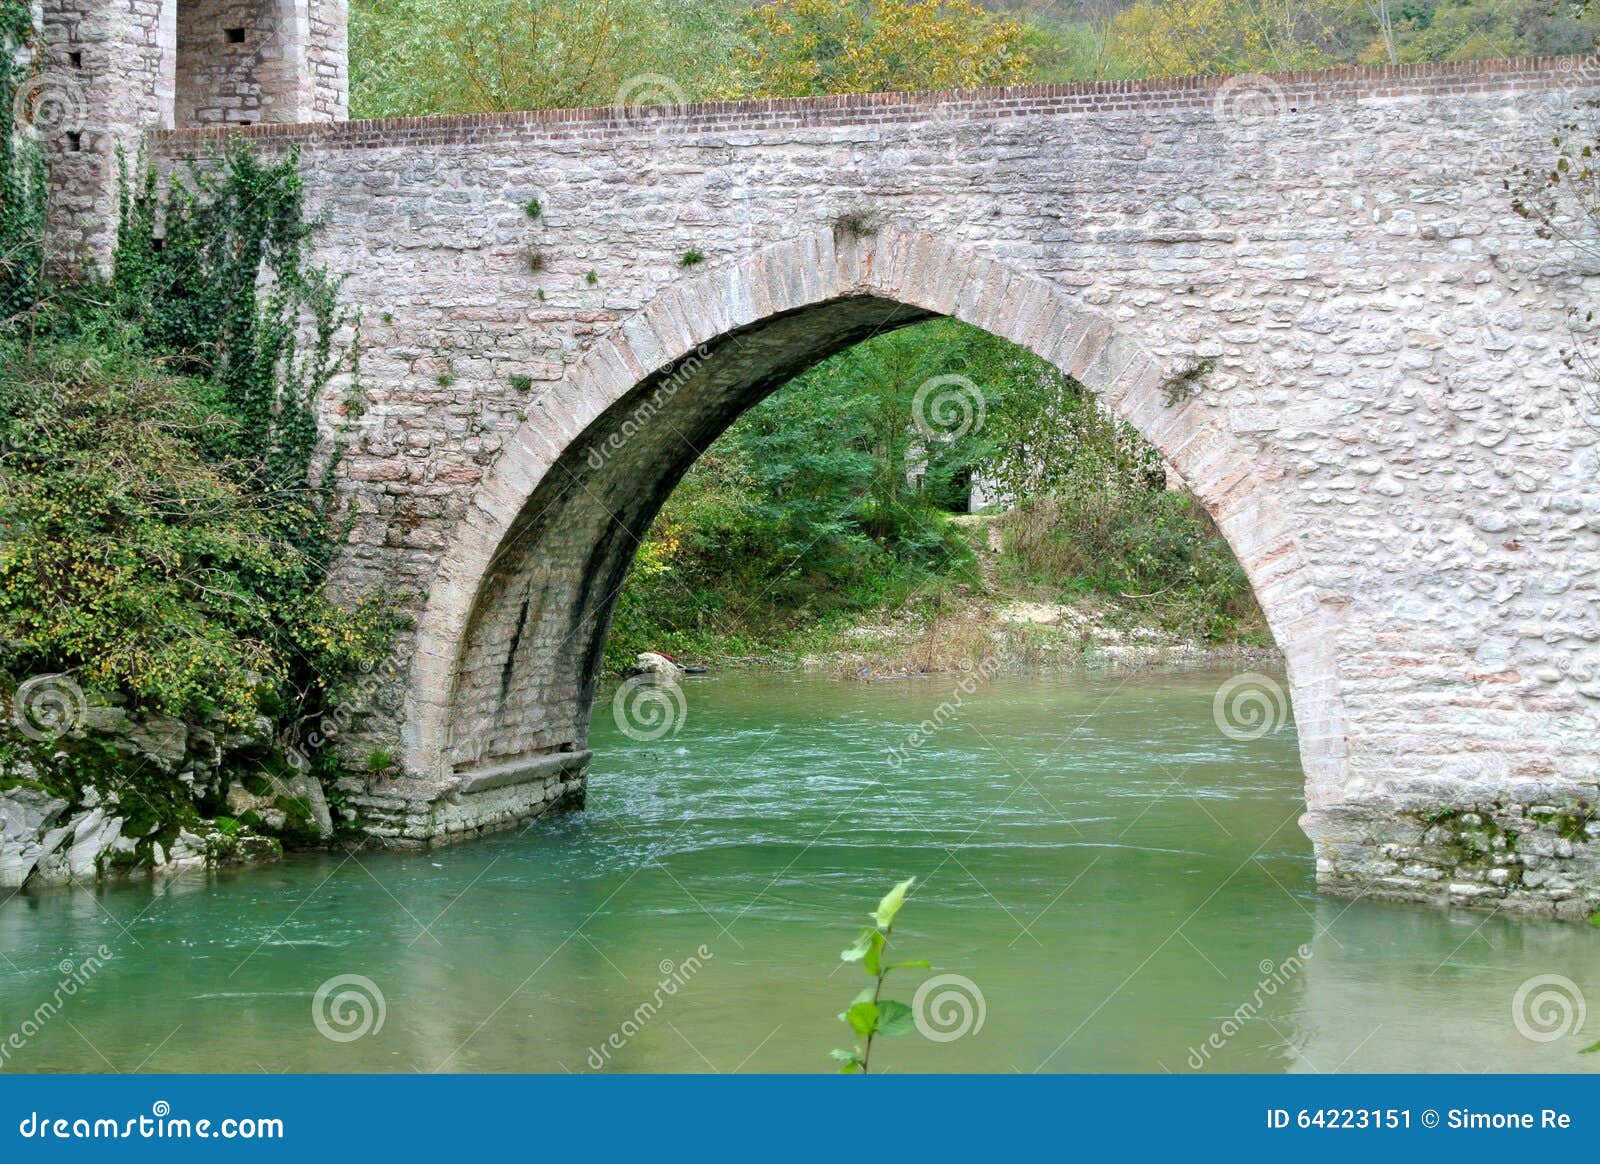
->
837, 987, 874, 1024
837, 1060, 862, 1074
875, 999, 916, 1036
845, 1000, 880, 1037
873, 876, 916, 930
1581, 1040, 1600, 1055
883, 959, 930, 973
1588, 911, 1600, 928
828, 1048, 861, 1062
840, 927, 875, 963
863, 929, 887, 976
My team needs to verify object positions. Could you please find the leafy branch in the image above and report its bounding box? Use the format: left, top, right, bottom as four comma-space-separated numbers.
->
830, 876, 930, 1073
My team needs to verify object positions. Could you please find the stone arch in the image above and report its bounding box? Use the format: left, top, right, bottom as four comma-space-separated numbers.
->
402, 228, 1349, 824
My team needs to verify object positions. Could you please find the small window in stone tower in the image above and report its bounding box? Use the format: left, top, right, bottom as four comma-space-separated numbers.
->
225, 27, 246, 44
67, 51, 82, 68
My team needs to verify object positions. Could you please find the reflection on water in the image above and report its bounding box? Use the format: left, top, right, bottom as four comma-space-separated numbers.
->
0, 668, 1594, 1073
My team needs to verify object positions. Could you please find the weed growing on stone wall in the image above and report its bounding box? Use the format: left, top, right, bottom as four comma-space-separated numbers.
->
833, 211, 877, 241
509, 374, 533, 392
586, 270, 599, 285
830, 877, 930, 1073
679, 249, 705, 266
1161, 356, 1215, 405
112, 143, 343, 496
524, 247, 546, 273
524, 196, 542, 219
1509, 108, 1600, 433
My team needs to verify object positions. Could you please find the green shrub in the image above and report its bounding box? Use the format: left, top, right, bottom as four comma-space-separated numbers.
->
0, 341, 395, 730
1, 138, 400, 819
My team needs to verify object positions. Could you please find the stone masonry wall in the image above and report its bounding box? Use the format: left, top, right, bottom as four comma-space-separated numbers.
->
34, 0, 173, 268
124, 57, 1600, 916
174, 0, 346, 127
32, 0, 345, 269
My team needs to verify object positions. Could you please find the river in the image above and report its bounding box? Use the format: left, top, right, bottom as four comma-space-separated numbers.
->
1, 666, 1595, 1073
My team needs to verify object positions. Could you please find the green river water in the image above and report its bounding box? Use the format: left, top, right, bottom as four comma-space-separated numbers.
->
1, 666, 1595, 1073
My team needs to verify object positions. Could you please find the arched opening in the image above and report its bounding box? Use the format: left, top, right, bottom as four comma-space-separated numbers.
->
404, 229, 1349, 832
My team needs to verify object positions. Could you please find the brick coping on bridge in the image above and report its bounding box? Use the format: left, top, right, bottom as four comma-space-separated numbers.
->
152, 53, 1598, 153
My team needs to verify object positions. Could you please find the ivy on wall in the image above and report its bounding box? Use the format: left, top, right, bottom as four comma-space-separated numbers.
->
0, 0, 46, 324
113, 145, 345, 506
1, 126, 400, 812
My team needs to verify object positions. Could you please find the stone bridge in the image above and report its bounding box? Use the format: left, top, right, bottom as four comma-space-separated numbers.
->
39, 4, 1600, 915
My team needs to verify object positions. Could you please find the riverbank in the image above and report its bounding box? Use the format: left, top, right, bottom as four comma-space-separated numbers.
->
740, 591, 1278, 679
618, 513, 1278, 680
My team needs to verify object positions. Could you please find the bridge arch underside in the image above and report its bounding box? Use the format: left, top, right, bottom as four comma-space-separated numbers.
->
450, 294, 938, 783
378, 233, 1600, 920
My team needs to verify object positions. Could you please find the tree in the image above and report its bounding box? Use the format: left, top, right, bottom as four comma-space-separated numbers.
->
722, 0, 1033, 98
1360, 0, 1600, 64
1110, 0, 1344, 75
349, 0, 745, 117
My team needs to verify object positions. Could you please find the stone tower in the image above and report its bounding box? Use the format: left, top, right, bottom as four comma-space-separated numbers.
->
30, 1, 348, 269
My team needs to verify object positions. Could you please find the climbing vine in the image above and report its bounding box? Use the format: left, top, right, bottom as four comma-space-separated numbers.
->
113, 144, 345, 500
1508, 104, 1600, 434
0, 0, 46, 326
